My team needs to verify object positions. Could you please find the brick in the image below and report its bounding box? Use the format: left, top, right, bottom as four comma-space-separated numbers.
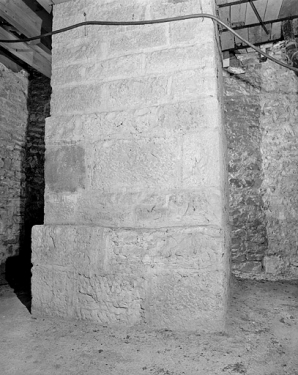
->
87, 137, 182, 192
45, 145, 86, 193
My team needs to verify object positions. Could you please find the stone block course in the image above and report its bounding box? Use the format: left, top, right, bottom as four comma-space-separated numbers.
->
45, 99, 220, 145
32, 224, 227, 329
52, 54, 144, 87
44, 188, 223, 228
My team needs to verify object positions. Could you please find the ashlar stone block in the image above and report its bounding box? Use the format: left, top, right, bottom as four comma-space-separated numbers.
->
88, 137, 182, 192
45, 145, 86, 193
32, 224, 228, 329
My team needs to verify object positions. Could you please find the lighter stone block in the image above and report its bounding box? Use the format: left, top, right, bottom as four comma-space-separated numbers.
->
87, 137, 182, 191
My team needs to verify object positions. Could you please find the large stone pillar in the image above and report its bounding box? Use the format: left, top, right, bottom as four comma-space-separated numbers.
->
32, 0, 230, 331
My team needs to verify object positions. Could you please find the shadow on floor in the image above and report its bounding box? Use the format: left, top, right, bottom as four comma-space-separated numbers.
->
1, 256, 32, 312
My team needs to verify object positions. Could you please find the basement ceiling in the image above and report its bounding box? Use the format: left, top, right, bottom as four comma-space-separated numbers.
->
0, 0, 297, 76
0, 0, 68, 77
216, 0, 298, 51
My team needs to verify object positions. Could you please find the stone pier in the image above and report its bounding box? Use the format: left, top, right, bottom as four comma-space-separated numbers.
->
32, 0, 230, 331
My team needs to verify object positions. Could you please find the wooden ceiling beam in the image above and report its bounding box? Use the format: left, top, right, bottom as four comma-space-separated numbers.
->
0, 26, 51, 77
0, 0, 42, 39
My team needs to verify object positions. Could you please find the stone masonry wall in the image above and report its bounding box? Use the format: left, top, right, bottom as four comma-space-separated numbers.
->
261, 53, 298, 279
224, 58, 267, 277
0, 64, 28, 265
21, 71, 51, 264
225, 47, 298, 280
32, 0, 230, 331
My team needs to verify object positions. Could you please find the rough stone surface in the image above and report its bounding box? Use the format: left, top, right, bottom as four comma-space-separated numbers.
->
33, 0, 230, 330
224, 59, 267, 277
45, 145, 86, 193
22, 71, 51, 265
0, 64, 28, 265
224, 46, 298, 280
260, 53, 298, 280
32, 224, 227, 330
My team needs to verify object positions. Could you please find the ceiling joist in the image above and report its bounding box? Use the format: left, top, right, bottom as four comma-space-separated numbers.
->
0, 0, 42, 40
0, 26, 51, 77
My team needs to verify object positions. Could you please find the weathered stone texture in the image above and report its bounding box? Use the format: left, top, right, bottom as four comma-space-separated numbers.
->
260, 57, 298, 279
33, 0, 230, 330
225, 48, 298, 279
32, 224, 227, 329
224, 62, 267, 276
23, 71, 51, 260
45, 145, 86, 193
0, 64, 28, 265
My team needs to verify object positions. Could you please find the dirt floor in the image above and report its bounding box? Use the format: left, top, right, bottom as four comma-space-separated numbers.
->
1, 267, 298, 375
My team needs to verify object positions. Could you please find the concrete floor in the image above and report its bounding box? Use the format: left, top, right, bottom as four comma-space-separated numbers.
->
1, 267, 298, 375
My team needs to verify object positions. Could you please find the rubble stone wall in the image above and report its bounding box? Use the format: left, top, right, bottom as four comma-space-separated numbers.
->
32, 0, 230, 331
261, 56, 298, 279
225, 49, 298, 280
0, 64, 28, 265
224, 58, 266, 277
22, 71, 51, 261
